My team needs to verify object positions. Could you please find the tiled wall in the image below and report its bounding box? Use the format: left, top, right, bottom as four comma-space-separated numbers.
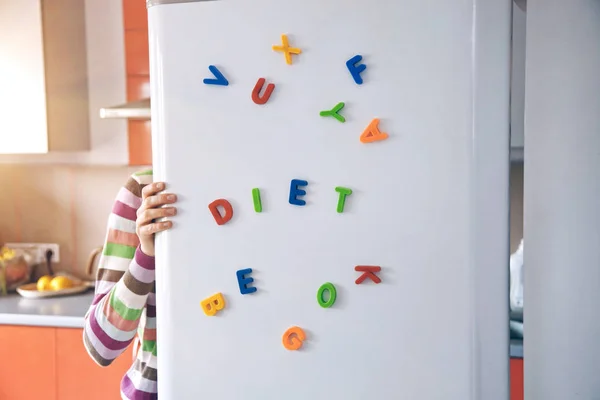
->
0, 165, 138, 278
123, 0, 152, 165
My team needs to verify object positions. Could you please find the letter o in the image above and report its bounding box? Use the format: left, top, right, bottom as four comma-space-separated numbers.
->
317, 282, 337, 308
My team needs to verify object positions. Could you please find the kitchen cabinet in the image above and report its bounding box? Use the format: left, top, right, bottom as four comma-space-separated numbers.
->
0, 326, 56, 400
510, 358, 524, 400
0, 325, 132, 400
0, 0, 130, 165
0, 324, 524, 399
124, 0, 153, 166
101, 0, 153, 166
0, 0, 90, 154
56, 328, 132, 400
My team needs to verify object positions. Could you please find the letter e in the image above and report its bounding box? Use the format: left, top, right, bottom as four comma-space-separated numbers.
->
289, 179, 308, 206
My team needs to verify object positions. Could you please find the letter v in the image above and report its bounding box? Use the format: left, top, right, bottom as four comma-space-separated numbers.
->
203, 65, 229, 86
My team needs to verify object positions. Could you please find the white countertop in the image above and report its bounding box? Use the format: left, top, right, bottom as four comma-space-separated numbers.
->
0, 292, 94, 328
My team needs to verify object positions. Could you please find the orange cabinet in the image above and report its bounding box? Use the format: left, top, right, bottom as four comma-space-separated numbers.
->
510, 358, 524, 400
123, 0, 152, 166
0, 325, 132, 400
0, 326, 56, 400
56, 328, 132, 400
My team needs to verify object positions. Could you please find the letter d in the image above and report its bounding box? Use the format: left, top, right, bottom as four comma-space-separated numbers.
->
208, 199, 234, 225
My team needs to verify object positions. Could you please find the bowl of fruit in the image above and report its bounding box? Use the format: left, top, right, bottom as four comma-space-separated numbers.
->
16, 273, 93, 299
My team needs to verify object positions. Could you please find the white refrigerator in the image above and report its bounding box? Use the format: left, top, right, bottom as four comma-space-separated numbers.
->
147, 0, 512, 399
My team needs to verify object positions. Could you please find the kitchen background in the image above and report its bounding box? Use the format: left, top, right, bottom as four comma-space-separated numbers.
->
0, 0, 152, 279
0, 1, 526, 399
0, 0, 526, 279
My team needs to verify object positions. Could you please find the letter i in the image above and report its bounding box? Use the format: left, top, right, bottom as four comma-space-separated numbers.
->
252, 188, 262, 213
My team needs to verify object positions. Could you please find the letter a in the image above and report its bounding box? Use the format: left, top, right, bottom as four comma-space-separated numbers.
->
360, 118, 389, 144
208, 199, 234, 225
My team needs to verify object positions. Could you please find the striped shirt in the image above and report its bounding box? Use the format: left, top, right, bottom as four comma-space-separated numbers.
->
83, 169, 158, 400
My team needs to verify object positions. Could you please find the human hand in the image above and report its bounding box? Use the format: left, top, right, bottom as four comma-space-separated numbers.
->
136, 182, 177, 256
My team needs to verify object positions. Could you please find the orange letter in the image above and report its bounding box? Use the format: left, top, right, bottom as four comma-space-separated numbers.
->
360, 118, 389, 143
282, 326, 306, 351
200, 293, 226, 316
208, 199, 233, 225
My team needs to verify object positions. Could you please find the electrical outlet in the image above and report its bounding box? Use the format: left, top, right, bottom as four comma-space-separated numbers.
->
4, 243, 60, 264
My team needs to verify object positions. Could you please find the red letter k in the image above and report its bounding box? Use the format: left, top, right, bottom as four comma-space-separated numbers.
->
355, 266, 382, 284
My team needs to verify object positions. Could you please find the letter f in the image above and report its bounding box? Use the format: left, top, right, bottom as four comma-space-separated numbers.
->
346, 55, 367, 85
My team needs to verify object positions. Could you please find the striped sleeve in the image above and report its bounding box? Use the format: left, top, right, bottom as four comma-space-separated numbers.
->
83, 170, 154, 367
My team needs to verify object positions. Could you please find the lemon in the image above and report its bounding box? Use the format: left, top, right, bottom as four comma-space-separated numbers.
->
36, 275, 53, 291
49, 276, 73, 291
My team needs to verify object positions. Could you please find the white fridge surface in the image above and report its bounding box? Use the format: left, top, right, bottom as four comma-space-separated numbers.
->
149, 0, 511, 398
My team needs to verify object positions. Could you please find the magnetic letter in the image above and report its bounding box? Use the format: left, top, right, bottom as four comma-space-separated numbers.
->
335, 187, 353, 213
346, 55, 367, 85
317, 282, 337, 308
319, 102, 346, 123
282, 326, 306, 351
355, 266, 382, 284
236, 268, 257, 295
203, 65, 229, 86
289, 179, 308, 206
252, 188, 262, 213
200, 293, 226, 316
360, 118, 389, 143
252, 78, 275, 105
208, 199, 234, 225
272, 34, 302, 65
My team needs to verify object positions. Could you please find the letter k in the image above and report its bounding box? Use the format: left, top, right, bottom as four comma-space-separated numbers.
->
355, 266, 382, 284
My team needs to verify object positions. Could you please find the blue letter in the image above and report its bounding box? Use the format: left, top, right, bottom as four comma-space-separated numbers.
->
346, 55, 367, 85
289, 179, 308, 206
203, 65, 229, 86
236, 268, 256, 294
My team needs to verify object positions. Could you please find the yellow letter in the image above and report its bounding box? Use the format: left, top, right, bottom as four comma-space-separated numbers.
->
200, 293, 226, 316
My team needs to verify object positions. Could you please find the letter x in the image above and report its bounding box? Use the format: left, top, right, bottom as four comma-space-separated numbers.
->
355, 266, 381, 284
272, 34, 302, 65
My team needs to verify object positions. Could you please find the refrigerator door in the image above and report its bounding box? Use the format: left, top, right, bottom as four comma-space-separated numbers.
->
149, 0, 511, 399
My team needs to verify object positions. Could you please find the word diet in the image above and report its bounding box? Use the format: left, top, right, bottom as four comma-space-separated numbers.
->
207, 179, 353, 225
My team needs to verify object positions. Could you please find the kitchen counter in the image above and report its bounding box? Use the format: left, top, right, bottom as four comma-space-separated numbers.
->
0, 292, 94, 328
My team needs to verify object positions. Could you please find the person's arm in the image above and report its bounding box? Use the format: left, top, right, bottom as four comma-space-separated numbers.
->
83, 173, 155, 367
